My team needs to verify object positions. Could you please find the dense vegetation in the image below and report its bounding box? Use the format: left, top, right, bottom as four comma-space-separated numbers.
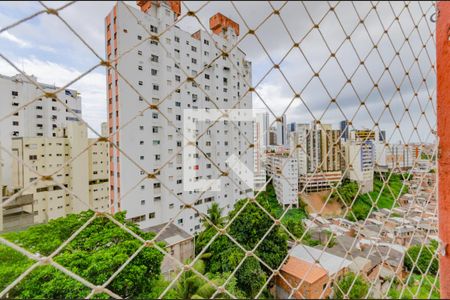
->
256, 183, 322, 246
195, 194, 289, 298
331, 173, 409, 220
0, 211, 167, 298
334, 272, 369, 299
404, 240, 439, 276
388, 274, 440, 299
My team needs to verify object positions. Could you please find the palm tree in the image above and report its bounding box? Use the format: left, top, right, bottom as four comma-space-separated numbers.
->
203, 202, 224, 228
172, 258, 226, 299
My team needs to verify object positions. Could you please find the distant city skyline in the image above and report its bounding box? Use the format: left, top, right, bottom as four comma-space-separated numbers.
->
0, 1, 436, 144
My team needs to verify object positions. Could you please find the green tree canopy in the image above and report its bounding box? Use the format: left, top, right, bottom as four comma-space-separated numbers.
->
404, 241, 438, 275
334, 272, 369, 299
195, 198, 288, 298
0, 211, 165, 298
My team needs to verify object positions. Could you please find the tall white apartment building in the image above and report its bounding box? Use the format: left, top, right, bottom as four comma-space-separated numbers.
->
290, 122, 342, 192
105, 1, 253, 232
265, 151, 298, 208
343, 140, 375, 193
0, 73, 82, 187
276, 115, 287, 146
254, 112, 269, 191
7, 122, 109, 226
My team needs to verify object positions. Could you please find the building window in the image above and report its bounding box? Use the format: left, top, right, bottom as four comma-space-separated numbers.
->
138, 81, 143, 86
153, 84, 159, 91
141, 200, 145, 205
138, 50, 142, 55
149, 212, 156, 219
12, 121, 19, 126
204, 39, 209, 45
151, 55, 159, 62
150, 25, 158, 33
151, 69, 157, 76
137, 35, 142, 40
191, 46, 197, 52
138, 65, 143, 70
174, 36, 180, 43
11, 91, 18, 96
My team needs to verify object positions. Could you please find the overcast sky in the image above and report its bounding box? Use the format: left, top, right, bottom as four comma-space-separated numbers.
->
0, 1, 437, 144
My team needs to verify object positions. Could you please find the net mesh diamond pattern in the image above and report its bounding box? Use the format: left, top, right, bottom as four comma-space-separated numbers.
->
0, 1, 439, 299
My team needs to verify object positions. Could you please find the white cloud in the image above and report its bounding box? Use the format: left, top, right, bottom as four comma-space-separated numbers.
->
0, 30, 56, 52
0, 31, 30, 47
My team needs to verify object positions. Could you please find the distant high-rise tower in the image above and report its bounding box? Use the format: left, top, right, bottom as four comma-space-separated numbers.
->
289, 122, 296, 133
254, 112, 269, 191
255, 112, 269, 148
276, 115, 287, 146
340, 120, 349, 141
291, 123, 342, 192
379, 130, 386, 142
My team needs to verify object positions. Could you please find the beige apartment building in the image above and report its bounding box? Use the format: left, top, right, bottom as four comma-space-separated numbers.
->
291, 123, 343, 192
2, 122, 109, 228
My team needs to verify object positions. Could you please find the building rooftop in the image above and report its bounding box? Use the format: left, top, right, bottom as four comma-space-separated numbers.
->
290, 244, 352, 276
281, 256, 327, 284
143, 222, 192, 246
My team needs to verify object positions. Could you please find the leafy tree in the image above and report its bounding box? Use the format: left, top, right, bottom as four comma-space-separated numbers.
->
195, 198, 288, 298
0, 211, 165, 298
235, 257, 267, 298
334, 272, 369, 299
228, 199, 288, 270
404, 242, 438, 275
285, 218, 305, 239
171, 258, 245, 299
331, 180, 359, 206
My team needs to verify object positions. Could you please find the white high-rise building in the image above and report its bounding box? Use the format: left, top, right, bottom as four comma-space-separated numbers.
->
105, 1, 253, 233
343, 140, 375, 193
265, 151, 298, 208
276, 115, 287, 146
0, 73, 82, 186
254, 112, 269, 191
